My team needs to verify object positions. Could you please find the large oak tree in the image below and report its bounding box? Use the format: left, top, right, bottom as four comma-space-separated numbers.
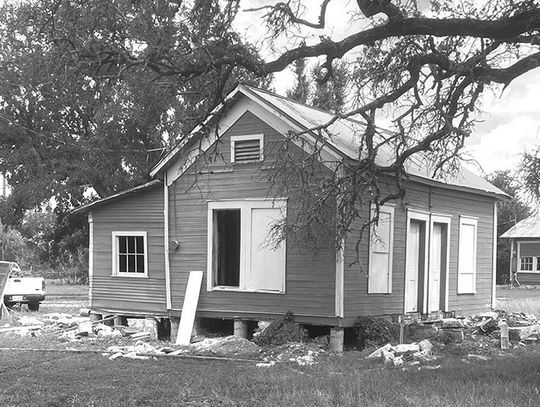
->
1, 0, 540, 255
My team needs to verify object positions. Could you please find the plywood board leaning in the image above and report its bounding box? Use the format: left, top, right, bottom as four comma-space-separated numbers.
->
175, 270, 203, 345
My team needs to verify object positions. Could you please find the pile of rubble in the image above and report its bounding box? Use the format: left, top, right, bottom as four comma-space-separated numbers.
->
367, 310, 540, 369
367, 339, 438, 368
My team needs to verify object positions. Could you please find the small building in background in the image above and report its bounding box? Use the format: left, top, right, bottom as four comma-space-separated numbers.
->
501, 211, 540, 285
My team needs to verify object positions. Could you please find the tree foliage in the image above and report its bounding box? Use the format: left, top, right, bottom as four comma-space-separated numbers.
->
487, 171, 532, 284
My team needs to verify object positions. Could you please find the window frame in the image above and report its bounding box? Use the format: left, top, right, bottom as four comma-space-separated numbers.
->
230, 134, 264, 163
207, 199, 287, 294
111, 231, 149, 278
368, 204, 395, 294
517, 241, 540, 273
457, 216, 478, 294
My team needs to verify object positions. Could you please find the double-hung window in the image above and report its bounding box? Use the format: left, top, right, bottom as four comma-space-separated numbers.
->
112, 231, 148, 277
208, 199, 286, 293
518, 242, 540, 272
368, 205, 394, 294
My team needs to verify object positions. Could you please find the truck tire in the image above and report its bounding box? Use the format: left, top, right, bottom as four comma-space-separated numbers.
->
28, 302, 39, 311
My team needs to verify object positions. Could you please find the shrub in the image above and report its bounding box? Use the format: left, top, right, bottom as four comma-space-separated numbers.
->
353, 316, 400, 349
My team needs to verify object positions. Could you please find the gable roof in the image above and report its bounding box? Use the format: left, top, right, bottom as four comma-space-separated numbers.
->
501, 211, 540, 239
151, 83, 505, 198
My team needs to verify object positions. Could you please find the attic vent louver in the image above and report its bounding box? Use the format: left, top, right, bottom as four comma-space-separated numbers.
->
231, 135, 263, 163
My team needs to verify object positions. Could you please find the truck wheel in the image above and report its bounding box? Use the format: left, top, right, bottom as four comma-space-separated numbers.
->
28, 302, 39, 311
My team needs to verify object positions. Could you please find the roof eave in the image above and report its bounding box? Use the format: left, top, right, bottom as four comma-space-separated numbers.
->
72, 180, 162, 215
407, 174, 508, 199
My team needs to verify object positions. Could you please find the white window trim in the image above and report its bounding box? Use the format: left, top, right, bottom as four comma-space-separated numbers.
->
207, 198, 287, 294
230, 134, 264, 163
368, 204, 395, 294
457, 216, 478, 294
517, 241, 540, 273
111, 231, 149, 278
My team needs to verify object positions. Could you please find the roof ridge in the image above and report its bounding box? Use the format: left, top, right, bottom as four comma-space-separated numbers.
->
240, 82, 366, 126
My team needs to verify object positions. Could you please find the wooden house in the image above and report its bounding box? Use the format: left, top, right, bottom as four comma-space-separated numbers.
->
76, 84, 505, 349
501, 211, 540, 285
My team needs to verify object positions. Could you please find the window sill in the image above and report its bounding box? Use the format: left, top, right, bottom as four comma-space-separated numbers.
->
111, 274, 149, 279
209, 286, 285, 294
457, 291, 476, 295
516, 270, 540, 274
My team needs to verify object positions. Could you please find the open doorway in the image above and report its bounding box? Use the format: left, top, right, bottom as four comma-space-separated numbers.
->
405, 212, 451, 314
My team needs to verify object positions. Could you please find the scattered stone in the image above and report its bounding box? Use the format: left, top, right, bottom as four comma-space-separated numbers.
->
193, 336, 261, 358
367, 343, 392, 359
439, 318, 464, 329
508, 324, 540, 341
256, 361, 276, 368
18, 316, 42, 326
467, 354, 490, 361
476, 311, 499, 320
477, 318, 499, 334
435, 328, 464, 344
418, 339, 433, 353
393, 343, 420, 355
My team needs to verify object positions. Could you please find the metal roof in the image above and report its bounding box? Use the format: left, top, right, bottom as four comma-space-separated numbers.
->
243, 85, 506, 198
72, 180, 162, 214
501, 212, 540, 239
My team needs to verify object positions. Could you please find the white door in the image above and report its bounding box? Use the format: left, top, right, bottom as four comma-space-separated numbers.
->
405, 221, 421, 312
428, 224, 442, 312
249, 208, 285, 291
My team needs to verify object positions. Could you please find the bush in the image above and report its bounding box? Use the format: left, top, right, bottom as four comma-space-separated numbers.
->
353, 316, 400, 349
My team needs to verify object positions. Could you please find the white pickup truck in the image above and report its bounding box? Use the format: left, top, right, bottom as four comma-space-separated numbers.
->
1, 261, 46, 311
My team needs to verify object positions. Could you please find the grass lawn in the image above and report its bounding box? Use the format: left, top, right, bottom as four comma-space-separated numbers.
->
496, 285, 540, 317
1, 285, 539, 406
0, 347, 539, 406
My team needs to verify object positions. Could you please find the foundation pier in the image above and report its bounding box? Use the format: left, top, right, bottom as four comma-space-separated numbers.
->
170, 317, 180, 342
233, 319, 249, 338
329, 327, 344, 352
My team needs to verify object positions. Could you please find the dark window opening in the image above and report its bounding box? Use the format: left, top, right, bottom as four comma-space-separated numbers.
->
117, 235, 145, 274
234, 139, 261, 162
214, 209, 241, 286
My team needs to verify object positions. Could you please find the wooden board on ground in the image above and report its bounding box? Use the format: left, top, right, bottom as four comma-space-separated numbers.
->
175, 271, 203, 345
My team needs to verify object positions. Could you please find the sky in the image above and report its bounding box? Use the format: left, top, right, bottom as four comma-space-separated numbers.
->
235, 0, 540, 177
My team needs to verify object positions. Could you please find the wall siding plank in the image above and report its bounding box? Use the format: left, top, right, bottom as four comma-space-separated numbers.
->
91, 185, 167, 314
169, 111, 336, 323
344, 182, 496, 320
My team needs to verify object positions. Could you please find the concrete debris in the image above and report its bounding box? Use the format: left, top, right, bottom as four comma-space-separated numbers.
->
18, 316, 42, 326
256, 361, 276, 368
508, 324, 540, 341
367, 339, 439, 368
467, 354, 490, 361
272, 343, 325, 366
393, 343, 420, 354
367, 343, 392, 359
193, 336, 261, 358
440, 318, 465, 329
